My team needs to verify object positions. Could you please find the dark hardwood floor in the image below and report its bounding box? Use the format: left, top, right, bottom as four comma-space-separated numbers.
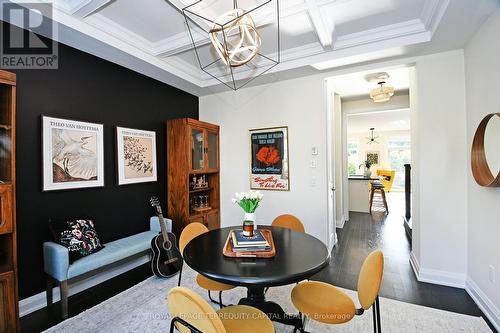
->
313, 192, 496, 332
21, 192, 496, 332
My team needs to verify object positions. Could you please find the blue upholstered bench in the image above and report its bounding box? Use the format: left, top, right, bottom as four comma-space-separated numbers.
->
43, 216, 171, 318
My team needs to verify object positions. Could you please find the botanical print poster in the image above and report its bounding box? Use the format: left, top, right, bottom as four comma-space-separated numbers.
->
42, 116, 104, 191
116, 127, 157, 185
250, 126, 289, 191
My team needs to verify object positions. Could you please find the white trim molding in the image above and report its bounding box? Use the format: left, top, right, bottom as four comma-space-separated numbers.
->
19, 253, 150, 317
421, 0, 450, 36
409, 251, 466, 288
336, 215, 345, 228
465, 278, 500, 332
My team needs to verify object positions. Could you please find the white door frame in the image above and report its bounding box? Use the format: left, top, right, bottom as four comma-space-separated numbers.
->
325, 81, 337, 252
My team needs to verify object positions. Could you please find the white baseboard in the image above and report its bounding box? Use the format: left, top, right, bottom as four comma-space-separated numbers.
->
465, 278, 500, 331
19, 253, 150, 317
409, 251, 420, 277
409, 251, 466, 288
336, 216, 346, 228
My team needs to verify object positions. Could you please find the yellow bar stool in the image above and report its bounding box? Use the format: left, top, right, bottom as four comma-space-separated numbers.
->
370, 181, 389, 214
291, 250, 384, 333
178, 223, 235, 308
168, 287, 274, 333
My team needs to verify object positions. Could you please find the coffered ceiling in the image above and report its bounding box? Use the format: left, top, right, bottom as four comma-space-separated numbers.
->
5, 0, 498, 95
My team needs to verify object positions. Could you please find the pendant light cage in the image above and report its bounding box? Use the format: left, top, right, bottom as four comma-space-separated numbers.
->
182, 0, 280, 90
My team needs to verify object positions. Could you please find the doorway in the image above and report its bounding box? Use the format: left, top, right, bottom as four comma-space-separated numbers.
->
326, 66, 412, 246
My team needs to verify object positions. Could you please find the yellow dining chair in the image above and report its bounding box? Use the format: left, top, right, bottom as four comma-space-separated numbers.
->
168, 286, 274, 333
376, 170, 395, 192
291, 250, 384, 333
271, 214, 305, 233
267, 214, 305, 295
178, 222, 235, 308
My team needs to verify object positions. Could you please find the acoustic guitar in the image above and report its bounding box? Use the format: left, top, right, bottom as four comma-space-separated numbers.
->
150, 196, 183, 278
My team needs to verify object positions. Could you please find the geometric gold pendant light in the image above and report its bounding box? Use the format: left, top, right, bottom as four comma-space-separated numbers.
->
209, 9, 261, 67
182, 0, 280, 91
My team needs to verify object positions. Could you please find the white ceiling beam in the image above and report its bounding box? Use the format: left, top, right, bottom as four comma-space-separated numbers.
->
304, 0, 334, 48
72, 0, 114, 19
157, 0, 328, 57
420, 0, 450, 36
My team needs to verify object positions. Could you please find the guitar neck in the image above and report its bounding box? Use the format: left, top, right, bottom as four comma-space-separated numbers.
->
157, 212, 168, 241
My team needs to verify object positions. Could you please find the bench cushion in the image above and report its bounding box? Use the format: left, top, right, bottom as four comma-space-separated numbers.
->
44, 217, 172, 282
67, 230, 158, 279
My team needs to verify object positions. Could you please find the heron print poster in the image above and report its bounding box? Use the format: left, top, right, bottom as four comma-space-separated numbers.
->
42, 116, 104, 191
116, 127, 157, 185
250, 126, 289, 191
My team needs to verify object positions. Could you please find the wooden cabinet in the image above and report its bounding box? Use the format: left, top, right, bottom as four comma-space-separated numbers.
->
0, 186, 13, 234
188, 209, 220, 231
167, 118, 220, 236
0, 272, 16, 333
189, 123, 219, 173
0, 70, 18, 333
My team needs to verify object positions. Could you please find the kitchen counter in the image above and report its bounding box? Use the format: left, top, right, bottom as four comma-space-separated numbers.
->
348, 176, 376, 213
348, 175, 379, 180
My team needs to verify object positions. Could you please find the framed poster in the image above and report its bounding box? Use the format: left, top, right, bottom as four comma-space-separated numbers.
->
366, 151, 380, 166
116, 127, 157, 185
42, 116, 104, 191
249, 126, 289, 191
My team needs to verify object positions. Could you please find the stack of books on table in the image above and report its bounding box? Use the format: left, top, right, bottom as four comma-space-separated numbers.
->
231, 229, 271, 252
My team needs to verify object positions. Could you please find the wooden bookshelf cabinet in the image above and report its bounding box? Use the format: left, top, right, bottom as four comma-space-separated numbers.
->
167, 118, 220, 236
0, 70, 18, 333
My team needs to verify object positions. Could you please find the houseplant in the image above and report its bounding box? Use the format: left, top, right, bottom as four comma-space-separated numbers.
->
232, 190, 263, 236
359, 160, 372, 178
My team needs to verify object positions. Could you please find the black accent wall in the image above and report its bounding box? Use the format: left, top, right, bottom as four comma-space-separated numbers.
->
8, 29, 198, 299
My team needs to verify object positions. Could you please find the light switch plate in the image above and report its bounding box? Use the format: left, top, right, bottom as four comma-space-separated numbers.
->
311, 146, 318, 155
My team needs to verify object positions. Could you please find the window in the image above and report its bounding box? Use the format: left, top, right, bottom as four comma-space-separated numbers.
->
347, 140, 359, 176
388, 137, 411, 190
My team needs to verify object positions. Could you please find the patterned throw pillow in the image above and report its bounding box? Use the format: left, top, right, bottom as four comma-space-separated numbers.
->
50, 219, 105, 263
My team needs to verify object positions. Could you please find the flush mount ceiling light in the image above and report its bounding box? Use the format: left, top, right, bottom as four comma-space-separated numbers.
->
366, 72, 395, 103
182, 0, 280, 91
366, 127, 379, 144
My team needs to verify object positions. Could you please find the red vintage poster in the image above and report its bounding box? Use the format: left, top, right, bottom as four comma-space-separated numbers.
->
249, 126, 289, 191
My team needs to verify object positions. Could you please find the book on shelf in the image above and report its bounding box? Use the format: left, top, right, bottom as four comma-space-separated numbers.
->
231, 229, 269, 247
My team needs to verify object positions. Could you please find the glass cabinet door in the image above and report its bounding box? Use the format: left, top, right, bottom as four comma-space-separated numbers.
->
207, 130, 218, 170
191, 128, 205, 171
0, 84, 12, 184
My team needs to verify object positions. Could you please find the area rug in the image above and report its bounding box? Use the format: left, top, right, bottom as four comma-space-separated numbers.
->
44, 266, 491, 332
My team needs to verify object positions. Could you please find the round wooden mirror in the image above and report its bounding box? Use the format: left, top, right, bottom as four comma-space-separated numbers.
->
471, 113, 500, 187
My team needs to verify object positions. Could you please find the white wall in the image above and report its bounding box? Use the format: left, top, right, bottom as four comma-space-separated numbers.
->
199, 50, 469, 286
200, 76, 329, 244
464, 9, 500, 329
410, 51, 468, 286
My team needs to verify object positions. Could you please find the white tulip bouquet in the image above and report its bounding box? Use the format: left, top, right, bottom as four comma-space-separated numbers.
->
231, 190, 264, 213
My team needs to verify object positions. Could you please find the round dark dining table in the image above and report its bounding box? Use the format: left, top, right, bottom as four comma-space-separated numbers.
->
183, 225, 330, 326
